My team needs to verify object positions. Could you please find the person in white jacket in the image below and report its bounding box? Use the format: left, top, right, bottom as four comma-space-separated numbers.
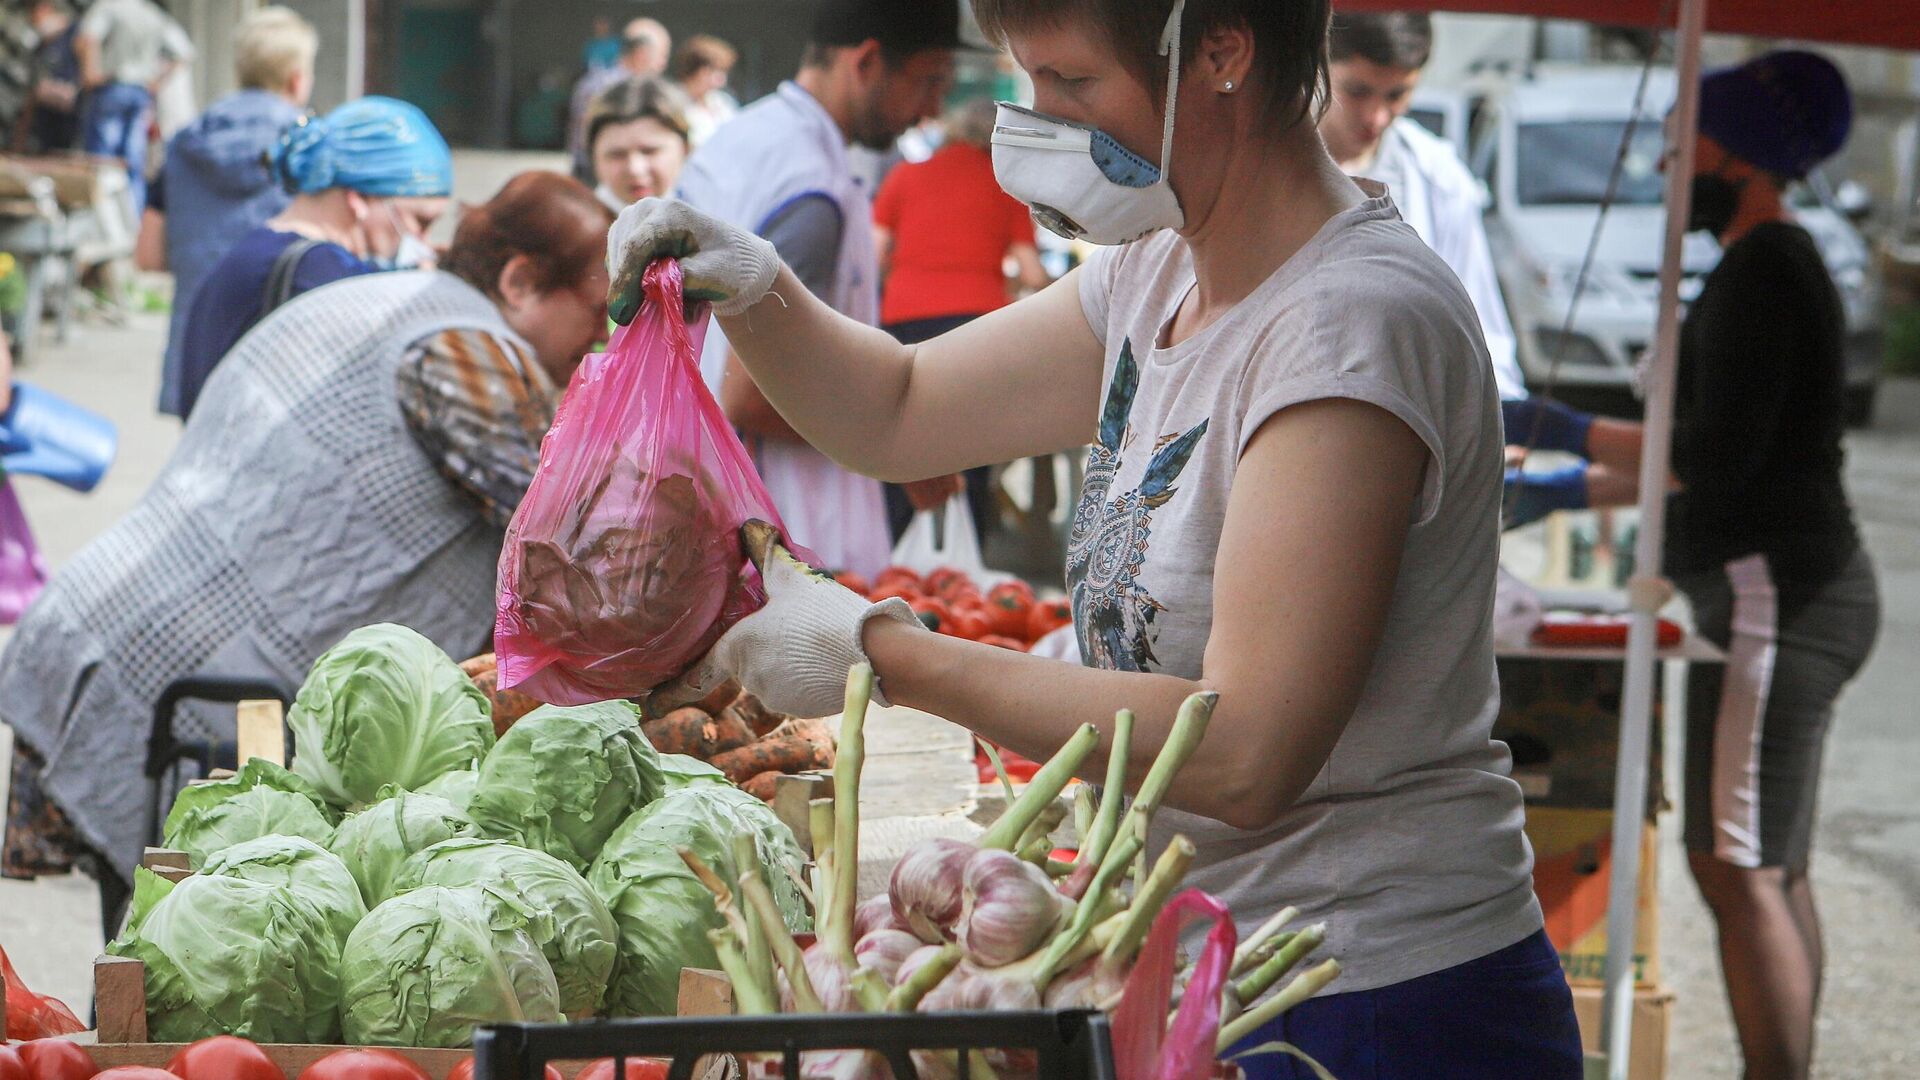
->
1321, 12, 1525, 401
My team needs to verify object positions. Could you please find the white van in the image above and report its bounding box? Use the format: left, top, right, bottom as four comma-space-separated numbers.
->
1414, 66, 1884, 422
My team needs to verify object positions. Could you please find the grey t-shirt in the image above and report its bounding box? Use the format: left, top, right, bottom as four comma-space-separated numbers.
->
81, 0, 193, 86
1073, 186, 1542, 991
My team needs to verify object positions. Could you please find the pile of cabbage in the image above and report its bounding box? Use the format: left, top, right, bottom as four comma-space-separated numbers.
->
112, 622, 808, 1047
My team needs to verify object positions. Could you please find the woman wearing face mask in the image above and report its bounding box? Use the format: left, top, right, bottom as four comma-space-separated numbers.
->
171, 95, 454, 419
585, 77, 692, 213
608, 1, 1578, 1075
1504, 52, 1878, 1080
0, 172, 612, 934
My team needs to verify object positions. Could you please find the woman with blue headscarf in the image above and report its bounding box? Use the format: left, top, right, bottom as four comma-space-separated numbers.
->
173, 95, 454, 418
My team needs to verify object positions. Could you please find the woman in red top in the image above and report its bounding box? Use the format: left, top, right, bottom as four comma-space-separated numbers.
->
873, 98, 1051, 539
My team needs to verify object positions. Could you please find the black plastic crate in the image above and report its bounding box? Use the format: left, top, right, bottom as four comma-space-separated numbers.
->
473, 1008, 1117, 1080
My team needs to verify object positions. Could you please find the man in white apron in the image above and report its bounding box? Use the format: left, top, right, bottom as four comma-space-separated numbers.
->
1321, 12, 1525, 401
672, 0, 959, 578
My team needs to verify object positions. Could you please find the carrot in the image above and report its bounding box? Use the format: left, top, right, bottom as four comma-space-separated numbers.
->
741, 771, 783, 802
642, 706, 712, 756
460, 653, 542, 736
707, 720, 836, 783
695, 678, 743, 715
704, 708, 756, 756
727, 692, 788, 738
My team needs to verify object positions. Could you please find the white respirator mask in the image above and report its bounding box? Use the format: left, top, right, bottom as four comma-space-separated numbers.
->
991, 0, 1187, 245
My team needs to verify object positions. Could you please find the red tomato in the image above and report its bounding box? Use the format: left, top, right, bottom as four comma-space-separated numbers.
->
92, 1070, 180, 1080
829, 570, 870, 596
295, 1050, 433, 1080
923, 567, 972, 598
946, 608, 990, 641
573, 1060, 669, 1080
16, 1040, 95, 1080
943, 586, 983, 610
873, 566, 921, 593
906, 595, 951, 634
166, 1036, 283, 1080
0, 1046, 28, 1080
984, 589, 1032, 638
977, 634, 1028, 651
444, 1059, 561, 1080
989, 579, 1035, 603
869, 582, 921, 605
1026, 598, 1073, 642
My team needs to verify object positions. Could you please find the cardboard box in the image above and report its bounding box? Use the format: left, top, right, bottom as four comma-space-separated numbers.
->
1494, 654, 1665, 813
1526, 807, 1659, 986
1572, 983, 1673, 1080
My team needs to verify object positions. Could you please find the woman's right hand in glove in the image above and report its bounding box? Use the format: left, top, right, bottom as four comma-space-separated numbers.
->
607, 197, 782, 324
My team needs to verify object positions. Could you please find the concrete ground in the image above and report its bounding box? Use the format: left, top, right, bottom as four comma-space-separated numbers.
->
2, 150, 1917, 1076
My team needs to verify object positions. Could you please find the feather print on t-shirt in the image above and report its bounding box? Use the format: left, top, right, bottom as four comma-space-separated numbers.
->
1067, 339, 1209, 672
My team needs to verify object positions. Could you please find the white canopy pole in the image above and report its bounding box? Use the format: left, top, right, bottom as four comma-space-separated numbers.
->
1602, 0, 1707, 1075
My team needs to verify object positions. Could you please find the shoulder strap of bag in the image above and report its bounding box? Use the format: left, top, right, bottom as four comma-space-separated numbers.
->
260, 237, 326, 316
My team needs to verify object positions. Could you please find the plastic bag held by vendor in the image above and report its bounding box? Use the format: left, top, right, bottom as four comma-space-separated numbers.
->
495, 259, 793, 705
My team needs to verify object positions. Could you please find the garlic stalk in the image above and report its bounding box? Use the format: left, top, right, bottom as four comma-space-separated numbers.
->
1015, 835, 1052, 866
809, 797, 835, 920
979, 739, 1017, 803
886, 942, 962, 1011
1077, 709, 1134, 870
824, 663, 873, 970
1072, 783, 1096, 845
736, 842, 826, 1014
1031, 827, 1141, 987
1230, 906, 1300, 979
1216, 959, 1342, 1052
731, 835, 775, 1001
977, 723, 1100, 851
1100, 834, 1196, 967
1233, 923, 1326, 1005
708, 927, 778, 1015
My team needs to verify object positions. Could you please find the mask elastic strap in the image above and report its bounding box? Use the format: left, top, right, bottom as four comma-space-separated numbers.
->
1155, 0, 1186, 177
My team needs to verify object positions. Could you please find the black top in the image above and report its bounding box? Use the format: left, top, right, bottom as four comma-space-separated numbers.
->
1667, 220, 1859, 582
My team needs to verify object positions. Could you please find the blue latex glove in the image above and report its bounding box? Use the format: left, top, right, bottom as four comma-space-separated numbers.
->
1504, 462, 1589, 529
1502, 396, 1594, 457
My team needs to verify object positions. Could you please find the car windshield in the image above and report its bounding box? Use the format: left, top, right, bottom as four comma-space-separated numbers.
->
1408, 107, 1447, 140
1516, 119, 1666, 206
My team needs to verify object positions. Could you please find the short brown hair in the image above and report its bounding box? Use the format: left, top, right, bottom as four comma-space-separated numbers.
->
586, 77, 692, 156
1327, 13, 1432, 71
234, 6, 317, 92
674, 34, 738, 82
443, 172, 614, 299
972, 0, 1331, 128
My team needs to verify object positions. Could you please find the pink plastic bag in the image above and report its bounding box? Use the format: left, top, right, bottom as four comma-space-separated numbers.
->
0, 475, 47, 625
1112, 889, 1239, 1080
494, 260, 791, 705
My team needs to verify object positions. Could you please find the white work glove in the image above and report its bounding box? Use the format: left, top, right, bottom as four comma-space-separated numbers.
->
649, 522, 924, 719
608, 197, 781, 325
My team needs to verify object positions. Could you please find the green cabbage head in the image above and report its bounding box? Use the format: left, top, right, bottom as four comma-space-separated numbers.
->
163, 758, 337, 868
392, 837, 616, 1018
587, 786, 809, 1016
108, 868, 341, 1043
466, 701, 663, 870
657, 754, 728, 792
289, 623, 495, 808
201, 834, 367, 948
415, 769, 478, 811
328, 789, 480, 906
339, 884, 562, 1047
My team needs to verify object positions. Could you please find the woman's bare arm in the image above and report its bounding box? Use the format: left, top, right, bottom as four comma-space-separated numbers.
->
716, 264, 1105, 482
864, 398, 1428, 829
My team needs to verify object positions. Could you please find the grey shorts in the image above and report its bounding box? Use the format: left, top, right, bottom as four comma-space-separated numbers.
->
1678, 546, 1879, 872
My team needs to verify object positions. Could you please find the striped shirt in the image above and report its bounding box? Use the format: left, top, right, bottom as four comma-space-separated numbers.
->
396, 328, 560, 529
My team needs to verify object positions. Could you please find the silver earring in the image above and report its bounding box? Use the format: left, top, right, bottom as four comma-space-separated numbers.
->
1222, 80, 1236, 92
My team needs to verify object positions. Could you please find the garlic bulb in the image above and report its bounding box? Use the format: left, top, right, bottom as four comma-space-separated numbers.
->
894, 943, 947, 989
1040, 955, 1124, 1009
853, 929, 921, 987
918, 961, 1043, 1012
888, 838, 973, 944
780, 940, 858, 1013
954, 848, 1073, 968
854, 891, 912, 939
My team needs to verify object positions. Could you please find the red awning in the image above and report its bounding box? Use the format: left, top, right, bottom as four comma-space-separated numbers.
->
1334, 0, 1920, 53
